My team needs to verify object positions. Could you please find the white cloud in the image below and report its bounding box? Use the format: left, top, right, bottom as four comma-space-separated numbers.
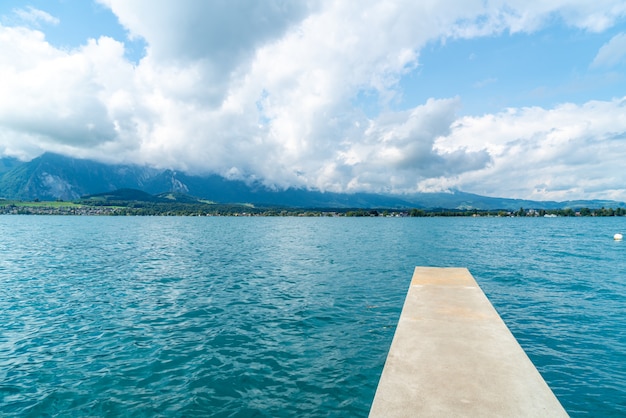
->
98, 0, 314, 106
1, 1, 626, 200
13, 6, 60, 27
436, 97, 626, 200
486, 0, 626, 33
592, 32, 626, 68
473, 77, 498, 88
0, 25, 136, 160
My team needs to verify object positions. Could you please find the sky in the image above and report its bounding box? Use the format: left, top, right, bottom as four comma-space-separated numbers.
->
1, 1, 626, 201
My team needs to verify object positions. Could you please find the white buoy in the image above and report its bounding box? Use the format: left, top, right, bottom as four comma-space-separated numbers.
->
614, 233, 623, 241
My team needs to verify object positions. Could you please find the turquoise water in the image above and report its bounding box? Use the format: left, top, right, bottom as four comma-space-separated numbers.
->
1, 216, 625, 416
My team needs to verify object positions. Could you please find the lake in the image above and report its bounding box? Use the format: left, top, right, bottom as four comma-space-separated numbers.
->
1, 216, 625, 416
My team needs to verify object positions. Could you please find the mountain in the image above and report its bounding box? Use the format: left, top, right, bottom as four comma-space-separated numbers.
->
0, 156, 21, 176
1, 153, 624, 210
0, 153, 157, 201
83, 188, 169, 203
82, 188, 210, 205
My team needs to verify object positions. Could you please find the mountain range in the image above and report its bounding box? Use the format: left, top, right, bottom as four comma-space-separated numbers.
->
1, 152, 624, 211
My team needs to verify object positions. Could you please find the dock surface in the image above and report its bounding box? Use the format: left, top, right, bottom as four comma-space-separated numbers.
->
369, 267, 567, 417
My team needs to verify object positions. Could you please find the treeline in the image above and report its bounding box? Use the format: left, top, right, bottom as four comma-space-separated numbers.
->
404, 207, 626, 217
575, 207, 626, 217
3, 199, 626, 217
81, 200, 268, 216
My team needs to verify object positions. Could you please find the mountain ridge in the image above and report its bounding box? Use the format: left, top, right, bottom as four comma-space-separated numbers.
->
1, 153, 624, 210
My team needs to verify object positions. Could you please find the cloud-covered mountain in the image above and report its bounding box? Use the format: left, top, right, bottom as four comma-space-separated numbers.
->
1, 2, 626, 202
1, 153, 623, 211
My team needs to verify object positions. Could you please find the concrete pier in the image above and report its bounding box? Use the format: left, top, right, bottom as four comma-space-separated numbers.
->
369, 267, 567, 417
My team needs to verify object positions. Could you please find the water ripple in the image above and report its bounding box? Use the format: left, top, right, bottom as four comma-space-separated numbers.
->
1, 216, 625, 416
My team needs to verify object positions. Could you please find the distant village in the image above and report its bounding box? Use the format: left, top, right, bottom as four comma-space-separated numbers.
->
0, 201, 625, 217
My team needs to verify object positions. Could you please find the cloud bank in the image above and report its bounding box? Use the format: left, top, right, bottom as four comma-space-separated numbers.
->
1, 1, 626, 200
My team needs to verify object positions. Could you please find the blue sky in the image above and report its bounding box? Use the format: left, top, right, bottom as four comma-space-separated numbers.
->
0, 1, 625, 200
0, 0, 145, 60
403, 27, 622, 114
